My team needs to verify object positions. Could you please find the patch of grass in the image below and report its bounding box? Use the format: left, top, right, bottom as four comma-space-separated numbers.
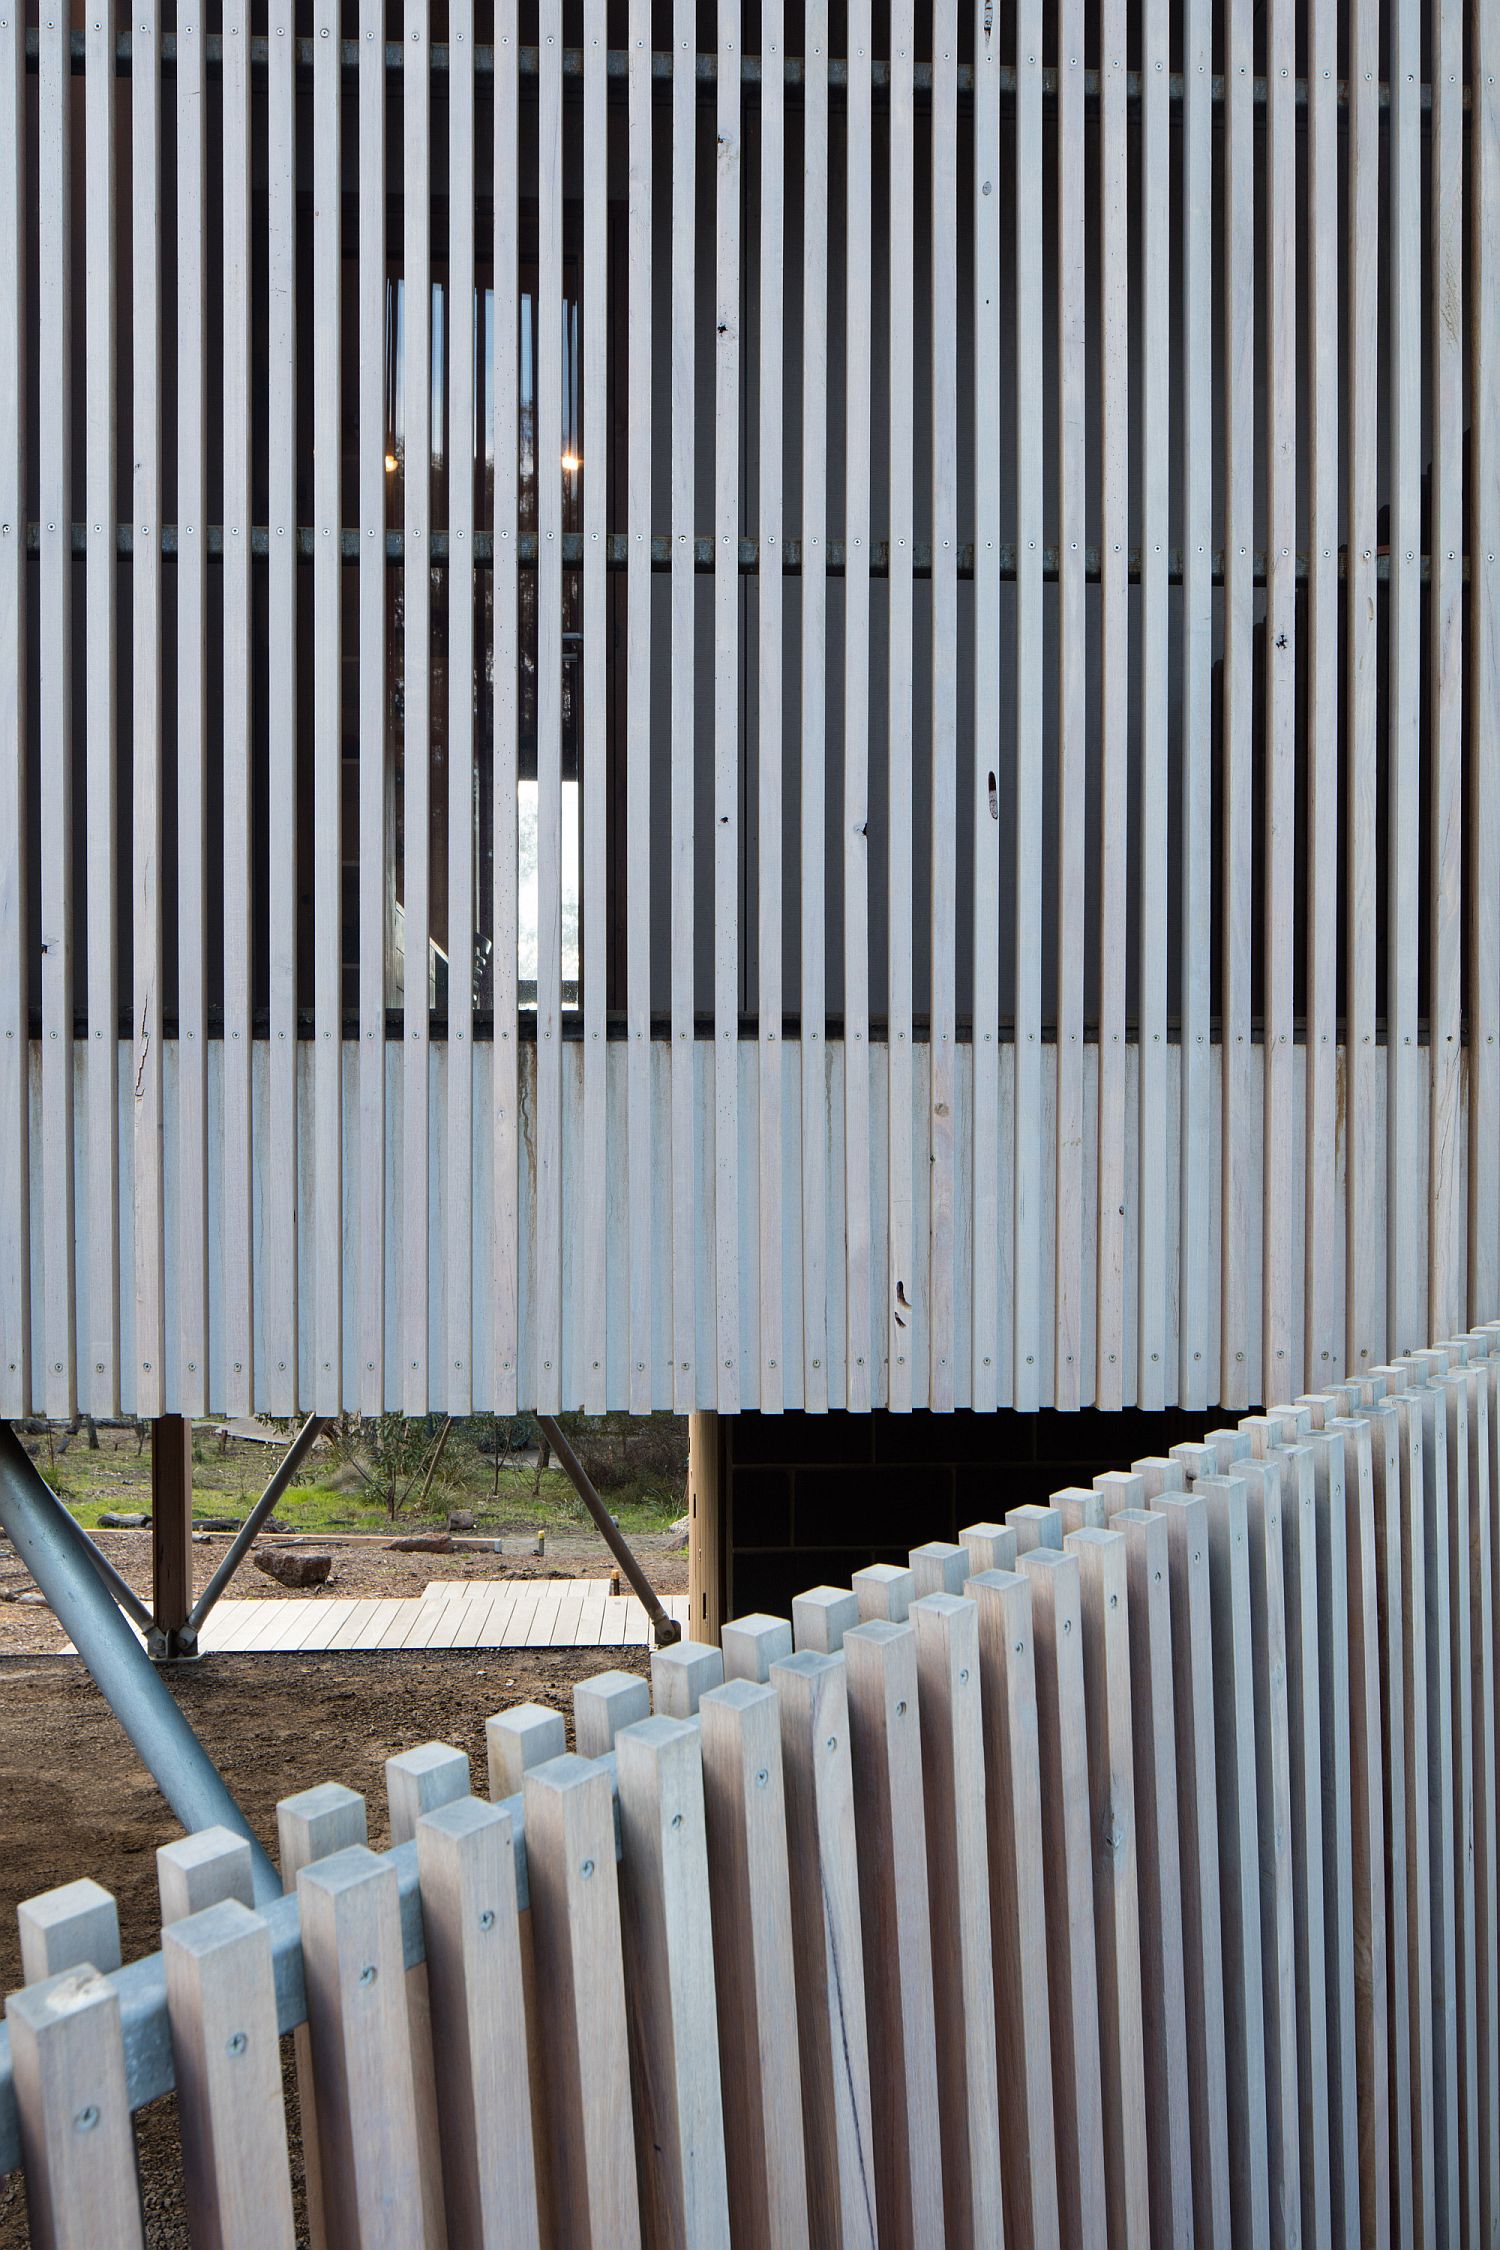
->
34, 1420, 685, 1541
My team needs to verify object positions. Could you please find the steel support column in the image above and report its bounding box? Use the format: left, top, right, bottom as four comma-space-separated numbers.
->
0, 1423, 279, 1902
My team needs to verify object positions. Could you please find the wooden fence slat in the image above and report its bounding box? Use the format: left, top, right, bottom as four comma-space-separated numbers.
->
799, 0, 829, 1413
699, 1679, 810, 2249
264, 0, 298, 1411
1052, 0, 1085, 1410
969, 1568, 1059, 2247
720, 1614, 794, 1684
162, 1900, 295, 2248
889, 0, 917, 1416
82, 0, 118, 1416
354, 0, 386, 1418
533, 0, 563, 1414
1007, 1503, 1063, 1556
844, 1621, 945, 2245
912, 1593, 1003, 2245
173, 1, 206, 1416
492, 0, 521, 1410
277, 1782, 367, 2250
1447, 1364, 1483, 2242
791, 1586, 858, 1655
39, 5, 76, 1419
968, 0, 1000, 1411
1220, 0, 1256, 1408
1331, 1413, 1391, 2246
1262, 0, 1296, 1395
756, 0, 785, 1412
1423, 1374, 1464, 2238
1010, 0, 1041, 1413
17, 1883, 121, 1989
929, 0, 959, 1412
853, 1565, 915, 1623
959, 1524, 1016, 1577
1308, 1425, 1362, 2246
445, 0, 476, 1416
574, 1670, 651, 1757
311, 0, 342, 1413
1303, 0, 1339, 1390
1115, 1509, 1194, 2243
1346, 0, 1381, 1380
1066, 1529, 1150, 2246
404, 0, 434, 1413
1019, 1547, 1107, 2246
841, 0, 872, 1416
1098, 1469, 1150, 1520
220, 0, 253, 1415
129, 0, 165, 1418
1389, 1384, 1439, 2235
485, 1705, 565, 1802
1136, 0, 1169, 1413
297, 1846, 424, 2244
1240, 1456, 1301, 2241
1387, 0, 1424, 1363
1199, 1473, 1271, 2248
909, 1542, 969, 1601
1465, 1347, 1500, 2250
617, 1718, 732, 2250
772, 1649, 878, 2249
668, 0, 697, 1414
1475, 0, 1500, 1327
578, 0, 607, 1415
524, 1753, 641, 2246
415, 1796, 541, 2249
8, 1969, 143, 2250
1150, 1490, 1232, 2247
1053, 1487, 1106, 1538
651, 1640, 725, 1718
1095, 0, 1127, 1412
1178, 0, 1212, 1407
1251, 1429, 1333, 2245
724, 0, 762, 1411
157, 1829, 255, 1927
1365, 1396, 1415, 2245
0, 0, 26, 1419
386, 1744, 470, 1847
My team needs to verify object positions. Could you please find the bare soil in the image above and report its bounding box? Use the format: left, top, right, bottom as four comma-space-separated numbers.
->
0, 1643, 653, 2246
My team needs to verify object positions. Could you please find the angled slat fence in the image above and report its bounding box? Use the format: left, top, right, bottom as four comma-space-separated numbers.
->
7, 1322, 1500, 2243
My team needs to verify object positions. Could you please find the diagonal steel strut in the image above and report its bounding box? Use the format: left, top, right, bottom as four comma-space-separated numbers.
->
0, 1422, 279, 1903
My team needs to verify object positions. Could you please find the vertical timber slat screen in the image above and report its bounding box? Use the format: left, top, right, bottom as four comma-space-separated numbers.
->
4, 1331, 1500, 2242
1, 2, 1499, 1415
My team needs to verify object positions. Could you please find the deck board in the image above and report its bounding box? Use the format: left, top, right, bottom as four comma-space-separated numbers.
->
51, 1578, 688, 1655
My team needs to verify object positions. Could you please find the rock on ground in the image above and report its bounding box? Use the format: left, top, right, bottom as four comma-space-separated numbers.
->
252, 1548, 332, 1589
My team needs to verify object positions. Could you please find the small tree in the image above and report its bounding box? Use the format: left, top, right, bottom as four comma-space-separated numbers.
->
321, 1414, 449, 1523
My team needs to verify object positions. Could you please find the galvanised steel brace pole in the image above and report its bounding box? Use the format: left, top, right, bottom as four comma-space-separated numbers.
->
183, 1413, 331, 1646
25, 1488, 155, 1635
535, 1413, 683, 1648
0, 1423, 280, 1903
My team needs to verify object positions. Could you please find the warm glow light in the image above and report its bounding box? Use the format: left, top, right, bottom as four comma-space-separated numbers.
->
384, 451, 399, 473
561, 451, 583, 473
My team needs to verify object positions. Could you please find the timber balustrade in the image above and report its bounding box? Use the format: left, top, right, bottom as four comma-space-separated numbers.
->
6, 1324, 1500, 2244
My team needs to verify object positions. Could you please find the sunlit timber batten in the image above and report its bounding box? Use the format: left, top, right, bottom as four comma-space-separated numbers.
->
2, 6, 1495, 1416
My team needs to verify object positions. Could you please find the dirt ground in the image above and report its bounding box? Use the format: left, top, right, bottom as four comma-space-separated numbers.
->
0, 1642, 654, 2245
0, 1525, 689, 1654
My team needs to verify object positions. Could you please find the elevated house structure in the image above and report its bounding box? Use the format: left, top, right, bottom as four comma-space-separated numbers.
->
2, 0, 1497, 1634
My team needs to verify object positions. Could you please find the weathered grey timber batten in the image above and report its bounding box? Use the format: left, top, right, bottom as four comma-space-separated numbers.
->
0, 0, 1495, 1418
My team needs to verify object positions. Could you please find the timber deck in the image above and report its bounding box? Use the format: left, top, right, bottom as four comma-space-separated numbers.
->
57, 1579, 691, 1655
